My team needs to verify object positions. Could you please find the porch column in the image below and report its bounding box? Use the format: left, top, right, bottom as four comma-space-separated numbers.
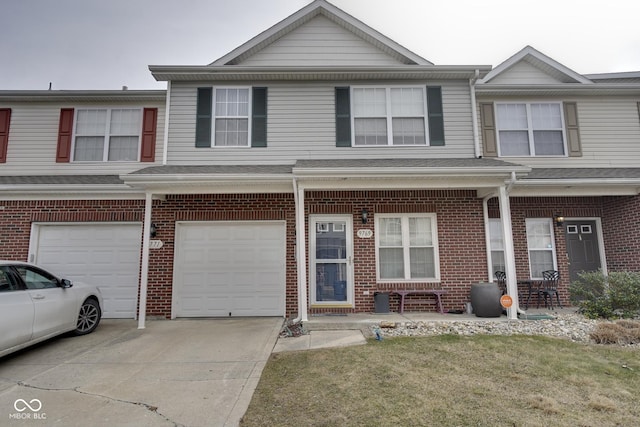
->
498, 185, 519, 319
137, 192, 153, 329
294, 180, 309, 321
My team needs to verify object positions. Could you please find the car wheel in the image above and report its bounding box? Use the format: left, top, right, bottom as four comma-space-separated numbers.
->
74, 298, 101, 335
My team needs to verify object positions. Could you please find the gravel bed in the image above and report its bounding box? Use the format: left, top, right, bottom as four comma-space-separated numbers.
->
373, 313, 601, 344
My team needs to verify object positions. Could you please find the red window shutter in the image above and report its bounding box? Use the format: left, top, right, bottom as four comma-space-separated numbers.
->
56, 108, 74, 163
140, 108, 158, 162
0, 108, 11, 163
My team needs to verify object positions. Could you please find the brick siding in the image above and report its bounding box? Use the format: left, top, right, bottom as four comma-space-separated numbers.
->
1, 193, 637, 318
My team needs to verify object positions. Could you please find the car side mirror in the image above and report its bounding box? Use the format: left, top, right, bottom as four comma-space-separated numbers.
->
60, 279, 73, 288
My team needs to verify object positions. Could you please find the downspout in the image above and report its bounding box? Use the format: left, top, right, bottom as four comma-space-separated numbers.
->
482, 193, 497, 283
138, 192, 153, 329
292, 177, 308, 322
483, 171, 523, 320
162, 81, 171, 165
498, 185, 520, 319
506, 171, 516, 193
470, 69, 481, 158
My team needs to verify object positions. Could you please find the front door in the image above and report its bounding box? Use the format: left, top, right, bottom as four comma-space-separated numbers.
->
564, 220, 602, 283
310, 216, 353, 306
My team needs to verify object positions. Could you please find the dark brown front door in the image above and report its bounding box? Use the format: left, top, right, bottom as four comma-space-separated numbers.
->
564, 220, 602, 283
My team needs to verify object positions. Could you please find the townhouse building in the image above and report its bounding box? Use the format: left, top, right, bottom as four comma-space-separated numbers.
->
1, 0, 639, 324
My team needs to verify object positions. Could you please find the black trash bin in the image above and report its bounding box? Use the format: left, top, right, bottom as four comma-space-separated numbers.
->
374, 292, 390, 314
470, 282, 502, 317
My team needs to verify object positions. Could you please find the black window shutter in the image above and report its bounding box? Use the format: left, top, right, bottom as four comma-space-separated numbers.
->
195, 88, 212, 148
251, 87, 267, 147
335, 87, 351, 147
427, 86, 445, 146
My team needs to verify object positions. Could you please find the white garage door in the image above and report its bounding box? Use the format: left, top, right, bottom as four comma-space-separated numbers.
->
31, 223, 142, 319
174, 222, 286, 317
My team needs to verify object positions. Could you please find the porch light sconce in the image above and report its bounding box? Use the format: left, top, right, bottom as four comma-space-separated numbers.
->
150, 223, 158, 238
361, 209, 369, 224
553, 214, 565, 227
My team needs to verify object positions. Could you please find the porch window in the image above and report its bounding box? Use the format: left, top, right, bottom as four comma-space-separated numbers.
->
73, 108, 141, 161
496, 103, 566, 156
488, 219, 505, 277
525, 218, 557, 279
376, 214, 440, 281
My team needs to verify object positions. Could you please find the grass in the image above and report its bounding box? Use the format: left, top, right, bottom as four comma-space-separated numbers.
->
241, 335, 639, 427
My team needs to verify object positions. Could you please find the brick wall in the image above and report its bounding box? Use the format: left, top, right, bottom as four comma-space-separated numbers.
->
306, 190, 488, 314
489, 196, 605, 307
602, 195, 640, 271
4, 193, 636, 318
147, 194, 296, 318
0, 199, 144, 261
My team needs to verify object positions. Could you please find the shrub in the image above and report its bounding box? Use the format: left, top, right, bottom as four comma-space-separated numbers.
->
570, 271, 640, 319
590, 320, 640, 345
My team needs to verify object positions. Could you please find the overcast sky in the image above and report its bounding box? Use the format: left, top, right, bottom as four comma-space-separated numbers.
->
1, 0, 639, 90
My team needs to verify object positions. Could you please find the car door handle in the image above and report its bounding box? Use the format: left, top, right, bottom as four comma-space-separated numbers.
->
32, 294, 45, 300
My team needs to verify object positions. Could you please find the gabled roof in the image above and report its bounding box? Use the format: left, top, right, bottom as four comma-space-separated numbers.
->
210, 0, 432, 66
479, 46, 593, 85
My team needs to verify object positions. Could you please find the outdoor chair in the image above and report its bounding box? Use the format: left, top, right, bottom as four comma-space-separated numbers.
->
537, 270, 562, 310
494, 270, 507, 295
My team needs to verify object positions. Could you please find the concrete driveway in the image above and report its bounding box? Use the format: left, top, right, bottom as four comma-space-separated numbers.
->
0, 318, 282, 427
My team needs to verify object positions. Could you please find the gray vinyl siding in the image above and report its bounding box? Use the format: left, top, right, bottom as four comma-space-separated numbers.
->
239, 15, 404, 67
0, 101, 165, 175
487, 61, 564, 85
166, 80, 475, 164
477, 96, 640, 167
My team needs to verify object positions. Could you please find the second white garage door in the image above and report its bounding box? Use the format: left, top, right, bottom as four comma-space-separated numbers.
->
174, 221, 286, 317
30, 223, 142, 319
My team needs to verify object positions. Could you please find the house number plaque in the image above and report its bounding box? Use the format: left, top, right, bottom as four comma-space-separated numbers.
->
357, 229, 373, 239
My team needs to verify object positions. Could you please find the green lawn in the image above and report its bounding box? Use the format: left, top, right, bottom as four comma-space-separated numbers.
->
241, 335, 639, 427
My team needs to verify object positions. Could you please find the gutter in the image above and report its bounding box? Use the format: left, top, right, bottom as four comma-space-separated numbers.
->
292, 166, 529, 178
292, 177, 308, 323
162, 81, 171, 165
0, 184, 139, 193
470, 69, 481, 158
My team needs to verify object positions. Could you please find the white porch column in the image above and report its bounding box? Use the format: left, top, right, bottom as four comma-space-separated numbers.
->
137, 192, 153, 329
498, 185, 519, 319
294, 180, 308, 321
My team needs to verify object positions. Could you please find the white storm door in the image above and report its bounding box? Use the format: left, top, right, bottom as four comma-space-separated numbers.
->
310, 216, 353, 306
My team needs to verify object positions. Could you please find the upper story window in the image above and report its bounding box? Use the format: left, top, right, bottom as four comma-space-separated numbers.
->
496, 102, 566, 156
375, 213, 440, 282
352, 87, 427, 146
196, 87, 267, 148
335, 86, 444, 148
214, 88, 249, 147
0, 108, 11, 164
54, 107, 156, 164
73, 108, 141, 161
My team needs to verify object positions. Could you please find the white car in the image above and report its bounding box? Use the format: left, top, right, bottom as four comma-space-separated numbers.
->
0, 261, 103, 358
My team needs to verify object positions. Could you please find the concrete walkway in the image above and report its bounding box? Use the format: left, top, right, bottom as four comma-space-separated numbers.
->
273, 307, 576, 352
